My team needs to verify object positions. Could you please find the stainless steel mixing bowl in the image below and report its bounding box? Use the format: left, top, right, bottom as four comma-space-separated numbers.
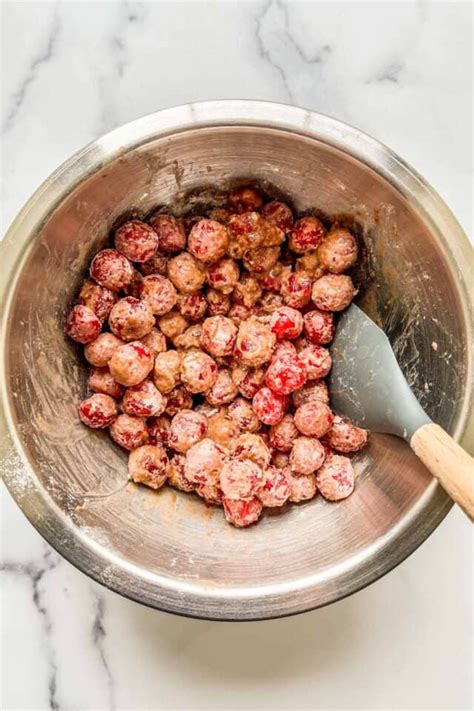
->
1, 101, 472, 620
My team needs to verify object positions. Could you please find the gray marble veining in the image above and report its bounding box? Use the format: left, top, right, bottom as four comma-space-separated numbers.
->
1, 1, 472, 709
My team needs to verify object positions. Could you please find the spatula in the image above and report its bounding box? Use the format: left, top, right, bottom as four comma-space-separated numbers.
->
329, 305, 474, 520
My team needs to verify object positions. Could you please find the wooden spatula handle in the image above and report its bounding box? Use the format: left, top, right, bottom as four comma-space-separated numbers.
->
411, 423, 474, 521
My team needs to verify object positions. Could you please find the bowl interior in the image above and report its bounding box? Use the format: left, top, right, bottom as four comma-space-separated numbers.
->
2, 123, 469, 618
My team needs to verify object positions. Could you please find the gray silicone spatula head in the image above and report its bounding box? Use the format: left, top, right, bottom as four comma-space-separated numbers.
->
328, 305, 431, 442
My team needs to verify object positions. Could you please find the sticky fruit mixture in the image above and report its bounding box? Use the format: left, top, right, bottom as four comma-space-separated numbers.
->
67, 187, 368, 527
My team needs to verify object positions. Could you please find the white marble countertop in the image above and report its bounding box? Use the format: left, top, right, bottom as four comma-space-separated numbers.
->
1, 2, 472, 710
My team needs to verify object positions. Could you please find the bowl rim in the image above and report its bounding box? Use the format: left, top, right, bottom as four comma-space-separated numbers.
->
1, 100, 472, 620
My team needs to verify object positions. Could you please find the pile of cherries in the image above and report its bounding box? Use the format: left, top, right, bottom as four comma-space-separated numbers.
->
66, 186, 367, 527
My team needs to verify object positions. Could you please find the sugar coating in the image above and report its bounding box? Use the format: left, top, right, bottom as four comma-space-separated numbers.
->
228, 303, 252, 326
206, 410, 241, 448
147, 414, 171, 447
252, 386, 287, 426
115, 220, 159, 263
90, 249, 134, 291
178, 292, 208, 321
153, 350, 182, 393
184, 438, 227, 485
281, 272, 312, 309
181, 350, 218, 393
84, 333, 123, 367
109, 297, 155, 341
232, 273, 262, 309
66, 305, 101, 344
109, 341, 154, 386
317, 227, 358, 274
290, 436, 326, 475
303, 309, 335, 345
262, 201, 294, 233
227, 212, 266, 258
200, 316, 237, 358
166, 454, 195, 493
259, 262, 291, 293
298, 344, 332, 379
128, 444, 168, 489
188, 219, 229, 263
273, 340, 297, 359
289, 216, 326, 254
270, 306, 304, 340
149, 214, 186, 254
231, 433, 271, 470
157, 310, 189, 340
228, 397, 261, 433
167, 252, 207, 294
139, 274, 177, 315
205, 369, 239, 407
292, 380, 330, 408
257, 292, 283, 316
168, 409, 208, 453
230, 212, 284, 256
173, 324, 202, 351
207, 258, 240, 294
70, 186, 367, 528
79, 393, 117, 429
324, 415, 368, 453
220, 458, 264, 501
311, 274, 357, 312
122, 380, 166, 417
295, 251, 325, 280
234, 318, 275, 367
288, 471, 318, 503
243, 246, 280, 275
79, 281, 116, 322
269, 414, 298, 453
258, 466, 290, 508
165, 385, 193, 417
140, 328, 167, 355
294, 400, 334, 438
316, 454, 355, 501
206, 288, 231, 316
194, 402, 220, 418
265, 352, 307, 395
231, 364, 266, 399
110, 414, 149, 450
260, 221, 285, 248
88, 367, 125, 399
223, 498, 263, 527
